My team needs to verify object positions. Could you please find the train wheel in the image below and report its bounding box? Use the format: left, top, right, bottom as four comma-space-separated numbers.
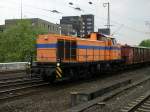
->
41, 73, 49, 82
49, 72, 56, 83
41, 69, 56, 83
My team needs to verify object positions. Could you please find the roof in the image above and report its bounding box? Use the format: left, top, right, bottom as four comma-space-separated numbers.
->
132, 45, 150, 49
123, 44, 150, 49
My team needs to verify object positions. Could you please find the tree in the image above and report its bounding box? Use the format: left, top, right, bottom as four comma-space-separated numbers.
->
139, 39, 150, 47
0, 20, 47, 62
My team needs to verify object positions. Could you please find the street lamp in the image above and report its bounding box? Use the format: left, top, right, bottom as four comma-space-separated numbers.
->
88, 2, 93, 5
103, 2, 110, 29
59, 26, 61, 35
21, 0, 23, 19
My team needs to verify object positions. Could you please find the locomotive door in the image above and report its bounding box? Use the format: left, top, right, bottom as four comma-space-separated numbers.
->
57, 39, 77, 61
65, 40, 76, 60
57, 39, 65, 60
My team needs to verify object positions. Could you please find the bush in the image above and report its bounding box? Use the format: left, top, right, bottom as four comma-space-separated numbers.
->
0, 20, 47, 62
139, 39, 150, 47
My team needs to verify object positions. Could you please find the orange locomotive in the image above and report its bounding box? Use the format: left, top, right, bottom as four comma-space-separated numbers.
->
31, 32, 123, 82
37, 33, 121, 62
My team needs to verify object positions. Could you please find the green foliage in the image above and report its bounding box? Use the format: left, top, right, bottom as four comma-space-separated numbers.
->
139, 39, 150, 47
0, 20, 47, 62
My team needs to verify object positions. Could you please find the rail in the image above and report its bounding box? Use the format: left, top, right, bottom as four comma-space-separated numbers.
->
65, 76, 150, 112
121, 90, 150, 112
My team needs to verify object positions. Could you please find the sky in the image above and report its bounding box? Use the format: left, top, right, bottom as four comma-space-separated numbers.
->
0, 0, 150, 45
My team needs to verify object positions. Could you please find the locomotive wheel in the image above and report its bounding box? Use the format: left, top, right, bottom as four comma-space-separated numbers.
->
41, 71, 49, 82
49, 72, 56, 83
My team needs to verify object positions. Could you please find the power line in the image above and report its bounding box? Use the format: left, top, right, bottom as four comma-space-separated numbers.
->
103, 2, 111, 29
0, 5, 60, 22
1, 0, 149, 35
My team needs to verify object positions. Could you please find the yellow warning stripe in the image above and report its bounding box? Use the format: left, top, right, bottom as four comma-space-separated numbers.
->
56, 67, 62, 73
56, 70, 62, 78
56, 75, 59, 79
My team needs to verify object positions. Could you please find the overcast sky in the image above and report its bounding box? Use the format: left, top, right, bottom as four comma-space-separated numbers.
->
0, 0, 150, 45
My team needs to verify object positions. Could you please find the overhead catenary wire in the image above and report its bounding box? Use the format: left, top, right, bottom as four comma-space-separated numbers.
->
0, 0, 149, 36
0, 5, 61, 23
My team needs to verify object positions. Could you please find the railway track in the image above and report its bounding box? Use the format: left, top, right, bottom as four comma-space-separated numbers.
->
0, 67, 149, 112
65, 75, 150, 112
0, 76, 49, 102
121, 91, 150, 112
0, 75, 31, 82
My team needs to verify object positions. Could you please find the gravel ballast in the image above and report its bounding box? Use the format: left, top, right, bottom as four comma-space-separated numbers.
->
0, 67, 150, 112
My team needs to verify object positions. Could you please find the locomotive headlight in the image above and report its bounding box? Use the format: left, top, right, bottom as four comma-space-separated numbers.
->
57, 63, 60, 67
28, 62, 31, 66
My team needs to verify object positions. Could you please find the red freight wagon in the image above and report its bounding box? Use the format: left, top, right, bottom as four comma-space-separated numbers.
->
121, 45, 150, 65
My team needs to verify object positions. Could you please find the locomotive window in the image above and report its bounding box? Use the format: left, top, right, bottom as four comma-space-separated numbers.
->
71, 41, 77, 59
100, 37, 106, 41
57, 39, 65, 60
57, 39, 76, 61
65, 40, 76, 60
65, 41, 70, 59
111, 38, 117, 45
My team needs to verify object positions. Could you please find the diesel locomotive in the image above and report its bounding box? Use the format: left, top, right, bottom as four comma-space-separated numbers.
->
31, 32, 150, 82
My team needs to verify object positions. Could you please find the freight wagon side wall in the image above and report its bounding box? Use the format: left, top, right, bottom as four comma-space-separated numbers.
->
121, 46, 134, 64
145, 49, 150, 62
121, 46, 150, 65
133, 47, 150, 64
143, 48, 150, 62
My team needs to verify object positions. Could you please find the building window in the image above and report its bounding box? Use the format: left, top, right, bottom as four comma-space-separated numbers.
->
40, 24, 42, 28
87, 26, 92, 29
43, 24, 46, 28
87, 18, 92, 21
32, 23, 35, 26
87, 30, 92, 34
87, 22, 92, 25
48, 25, 50, 30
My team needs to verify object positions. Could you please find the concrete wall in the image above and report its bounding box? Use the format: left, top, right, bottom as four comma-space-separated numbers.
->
0, 62, 29, 72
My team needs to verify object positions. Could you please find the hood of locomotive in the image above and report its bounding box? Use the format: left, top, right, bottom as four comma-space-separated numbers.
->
36, 34, 57, 62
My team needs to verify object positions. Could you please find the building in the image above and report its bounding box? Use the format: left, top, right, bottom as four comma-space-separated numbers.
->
98, 28, 110, 35
3, 18, 60, 34
81, 14, 94, 37
0, 25, 5, 32
60, 14, 94, 37
60, 24, 74, 36
60, 16, 82, 37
